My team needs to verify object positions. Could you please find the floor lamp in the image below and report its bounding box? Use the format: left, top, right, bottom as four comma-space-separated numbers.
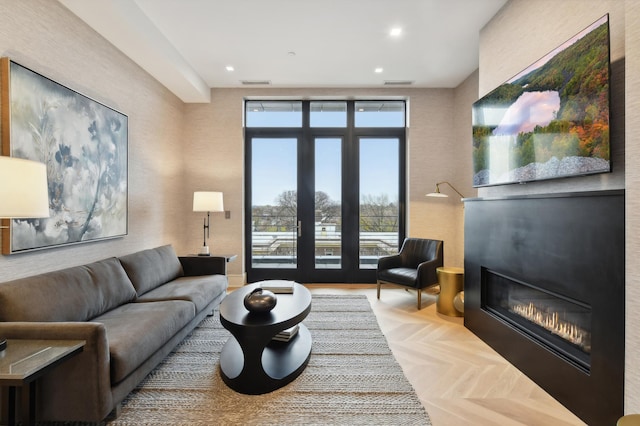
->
193, 191, 224, 256
0, 157, 50, 352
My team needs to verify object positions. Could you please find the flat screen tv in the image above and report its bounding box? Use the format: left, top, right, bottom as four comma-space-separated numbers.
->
472, 14, 610, 187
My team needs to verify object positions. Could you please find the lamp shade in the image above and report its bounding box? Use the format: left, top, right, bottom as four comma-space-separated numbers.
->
193, 191, 224, 212
426, 191, 448, 198
426, 181, 465, 201
0, 157, 49, 218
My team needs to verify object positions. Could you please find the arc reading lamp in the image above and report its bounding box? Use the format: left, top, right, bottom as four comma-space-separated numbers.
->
193, 191, 224, 256
0, 156, 50, 352
426, 181, 465, 201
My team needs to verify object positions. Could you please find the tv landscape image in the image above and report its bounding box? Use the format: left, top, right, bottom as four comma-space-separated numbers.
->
472, 14, 610, 187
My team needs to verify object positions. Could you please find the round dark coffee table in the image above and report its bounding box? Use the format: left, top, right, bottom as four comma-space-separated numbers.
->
219, 282, 312, 394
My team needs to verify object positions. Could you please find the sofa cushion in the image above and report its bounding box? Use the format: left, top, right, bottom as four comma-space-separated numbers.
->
0, 257, 137, 322
136, 275, 228, 313
119, 245, 184, 296
92, 300, 195, 384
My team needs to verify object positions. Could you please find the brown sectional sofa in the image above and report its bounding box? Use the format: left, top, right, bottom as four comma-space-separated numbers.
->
0, 245, 228, 422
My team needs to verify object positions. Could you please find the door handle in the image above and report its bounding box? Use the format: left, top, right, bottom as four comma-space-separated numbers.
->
297, 220, 302, 238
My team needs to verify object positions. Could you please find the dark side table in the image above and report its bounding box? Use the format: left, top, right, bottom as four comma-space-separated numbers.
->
219, 282, 312, 394
0, 339, 85, 426
180, 254, 237, 276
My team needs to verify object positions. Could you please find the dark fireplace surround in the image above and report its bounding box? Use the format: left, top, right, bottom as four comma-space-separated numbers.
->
464, 190, 624, 426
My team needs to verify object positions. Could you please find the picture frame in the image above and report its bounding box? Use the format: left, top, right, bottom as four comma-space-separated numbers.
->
1, 58, 128, 254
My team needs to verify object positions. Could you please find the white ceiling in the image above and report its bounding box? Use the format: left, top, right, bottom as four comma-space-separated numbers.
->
59, 0, 507, 103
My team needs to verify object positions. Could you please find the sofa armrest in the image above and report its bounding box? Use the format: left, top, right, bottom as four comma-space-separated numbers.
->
179, 256, 227, 276
0, 321, 113, 422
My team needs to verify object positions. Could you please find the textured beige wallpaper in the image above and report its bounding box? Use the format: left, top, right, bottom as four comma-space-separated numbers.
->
0, 0, 185, 281
480, 0, 637, 414
182, 90, 245, 278
626, 0, 640, 415
183, 86, 474, 278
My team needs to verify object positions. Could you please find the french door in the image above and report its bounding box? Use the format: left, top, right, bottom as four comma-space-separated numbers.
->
245, 100, 405, 283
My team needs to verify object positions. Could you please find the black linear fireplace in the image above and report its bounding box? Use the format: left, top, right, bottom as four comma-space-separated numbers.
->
484, 269, 592, 372
465, 190, 624, 426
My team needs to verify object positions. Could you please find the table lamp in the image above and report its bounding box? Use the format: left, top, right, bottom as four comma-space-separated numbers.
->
0, 156, 50, 352
193, 191, 224, 256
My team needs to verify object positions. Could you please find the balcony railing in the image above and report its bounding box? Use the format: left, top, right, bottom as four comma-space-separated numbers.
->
251, 213, 398, 268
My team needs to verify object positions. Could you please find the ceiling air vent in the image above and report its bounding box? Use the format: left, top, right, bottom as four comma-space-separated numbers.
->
383, 80, 414, 86
241, 80, 271, 85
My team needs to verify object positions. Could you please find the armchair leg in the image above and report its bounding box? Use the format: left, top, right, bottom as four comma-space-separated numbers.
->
377, 281, 381, 299
417, 289, 422, 310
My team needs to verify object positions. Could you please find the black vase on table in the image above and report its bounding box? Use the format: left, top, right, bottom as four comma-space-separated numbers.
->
243, 288, 277, 314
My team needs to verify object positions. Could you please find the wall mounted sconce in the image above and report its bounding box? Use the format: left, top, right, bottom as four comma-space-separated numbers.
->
193, 191, 224, 256
426, 181, 465, 201
0, 156, 50, 352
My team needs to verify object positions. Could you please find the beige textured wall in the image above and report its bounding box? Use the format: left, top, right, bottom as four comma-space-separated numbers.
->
480, 0, 637, 414
0, 0, 185, 281
182, 90, 244, 276
183, 86, 472, 280
626, 0, 640, 415
410, 72, 479, 267
453, 70, 479, 263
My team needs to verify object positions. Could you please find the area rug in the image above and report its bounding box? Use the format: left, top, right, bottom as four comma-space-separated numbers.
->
103, 294, 430, 425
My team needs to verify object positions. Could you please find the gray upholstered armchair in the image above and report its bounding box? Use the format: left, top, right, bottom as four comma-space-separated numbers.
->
376, 238, 444, 309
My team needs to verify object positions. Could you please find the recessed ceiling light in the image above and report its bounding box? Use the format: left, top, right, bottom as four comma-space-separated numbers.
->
375, 67, 384, 73
225, 66, 234, 72
390, 27, 402, 37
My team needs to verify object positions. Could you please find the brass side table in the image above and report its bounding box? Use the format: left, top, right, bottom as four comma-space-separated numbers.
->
618, 414, 640, 425
436, 267, 464, 317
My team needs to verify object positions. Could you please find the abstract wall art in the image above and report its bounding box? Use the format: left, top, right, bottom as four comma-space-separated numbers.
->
1, 58, 128, 254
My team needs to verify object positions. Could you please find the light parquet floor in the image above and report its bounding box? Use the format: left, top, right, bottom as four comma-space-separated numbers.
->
306, 284, 586, 426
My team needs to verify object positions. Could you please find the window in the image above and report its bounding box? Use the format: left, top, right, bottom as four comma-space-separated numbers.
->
246, 101, 302, 127
355, 101, 405, 127
245, 99, 406, 283
310, 101, 347, 127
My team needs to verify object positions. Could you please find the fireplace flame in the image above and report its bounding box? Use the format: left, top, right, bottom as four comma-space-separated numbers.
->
510, 302, 591, 353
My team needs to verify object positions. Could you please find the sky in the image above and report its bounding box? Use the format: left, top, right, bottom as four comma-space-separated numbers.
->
249, 108, 402, 207
251, 137, 399, 206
